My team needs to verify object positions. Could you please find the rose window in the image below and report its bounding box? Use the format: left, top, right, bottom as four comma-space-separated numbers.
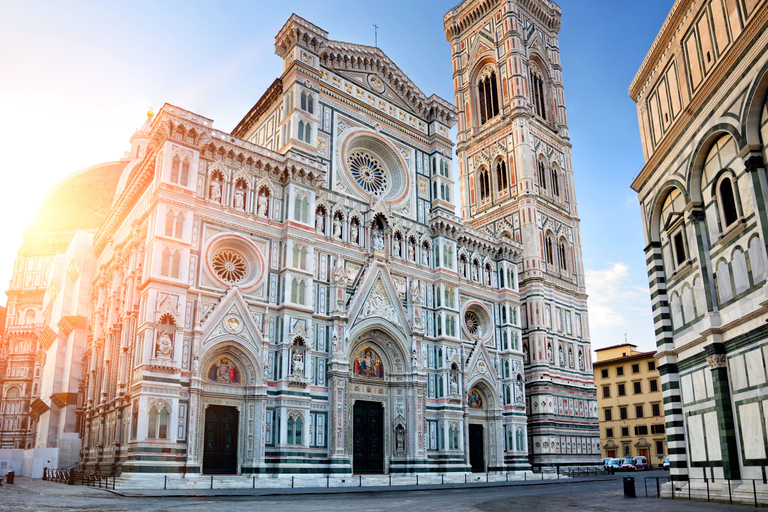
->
465, 311, 480, 335
347, 150, 388, 196
211, 249, 247, 283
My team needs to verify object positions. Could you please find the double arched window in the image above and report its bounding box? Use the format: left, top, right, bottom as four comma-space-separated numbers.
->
558, 239, 569, 273
164, 210, 184, 238
287, 412, 303, 445
550, 166, 560, 198
147, 403, 170, 439
544, 234, 555, 266
161, 248, 181, 278
170, 156, 190, 186
300, 90, 314, 114
477, 68, 500, 125
537, 160, 547, 191
292, 245, 308, 270
529, 63, 548, 120
298, 120, 312, 144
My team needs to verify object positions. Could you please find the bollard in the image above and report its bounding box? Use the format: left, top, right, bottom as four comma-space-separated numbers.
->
359, 475, 362, 487
656, 477, 660, 498
327, 475, 330, 488
706, 478, 710, 502
623, 477, 636, 498
164, 475, 167, 490
292, 476, 294, 488
486, 473, 489, 482
416, 475, 419, 485
754, 480, 758, 509
728, 479, 732, 505
389, 474, 391, 486
253, 476, 256, 489
465, 474, 467, 483
442, 474, 444, 485
210, 475, 213, 489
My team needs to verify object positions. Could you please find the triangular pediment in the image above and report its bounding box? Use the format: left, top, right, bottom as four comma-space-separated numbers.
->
200, 287, 264, 352
466, 340, 498, 386
334, 69, 418, 115
348, 263, 410, 334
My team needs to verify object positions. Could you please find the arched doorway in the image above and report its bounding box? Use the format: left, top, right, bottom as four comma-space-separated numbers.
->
353, 400, 384, 474
203, 404, 239, 474
467, 383, 496, 473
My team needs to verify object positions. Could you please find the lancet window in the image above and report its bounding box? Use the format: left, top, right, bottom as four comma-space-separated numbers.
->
477, 67, 500, 125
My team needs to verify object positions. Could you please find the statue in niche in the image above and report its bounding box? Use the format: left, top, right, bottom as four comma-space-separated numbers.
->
192, 356, 199, 376
450, 374, 458, 395
475, 325, 483, 340
411, 348, 419, 370
395, 425, 405, 452
210, 177, 222, 203
472, 264, 479, 281
516, 378, 524, 401
460, 261, 466, 278
373, 230, 384, 250
578, 350, 584, 370
568, 348, 574, 367
234, 186, 245, 210
409, 279, 420, 302
422, 247, 429, 266
257, 191, 269, 217
408, 241, 415, 261
559, 344, 564, 366
292, 351, 304, 376
485, 267, 491, 285
316, 211, 325, 233
156, 332, 173, 359
547, 343, 553, 363
350, 221, 359, 244
394, 238, 401, 258
333, 216, 342, 239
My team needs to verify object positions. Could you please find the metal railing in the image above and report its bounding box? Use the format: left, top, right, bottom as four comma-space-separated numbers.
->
44, 467, 116, 490
644, 476, 768, 508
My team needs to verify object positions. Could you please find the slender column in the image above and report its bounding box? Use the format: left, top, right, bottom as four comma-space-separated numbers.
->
705, 343, 740, 480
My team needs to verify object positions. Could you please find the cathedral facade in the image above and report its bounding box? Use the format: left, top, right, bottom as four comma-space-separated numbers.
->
1, 0, 598, 479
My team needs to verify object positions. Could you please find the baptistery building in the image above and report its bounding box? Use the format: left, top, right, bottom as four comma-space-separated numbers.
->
1, 0, 598, 479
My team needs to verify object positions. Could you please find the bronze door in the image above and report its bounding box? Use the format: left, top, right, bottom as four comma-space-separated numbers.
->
469, 424, 484, 472
353, 401, 384, 474
203, 405, 239, 474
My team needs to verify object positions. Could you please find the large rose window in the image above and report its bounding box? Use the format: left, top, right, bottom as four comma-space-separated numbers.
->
211, 249, 248, 284
348, 150, 388, 196
204, 234, 265, 291
341, 133, 408, 202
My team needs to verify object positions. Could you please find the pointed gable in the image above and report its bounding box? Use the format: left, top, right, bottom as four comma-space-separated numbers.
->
348, 263, 410, 334
200, 287, 264, 352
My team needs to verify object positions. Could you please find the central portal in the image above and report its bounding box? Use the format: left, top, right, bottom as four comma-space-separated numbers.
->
469, 424, 485, 472
203, 405, 239, 474
353, 400, 384, 474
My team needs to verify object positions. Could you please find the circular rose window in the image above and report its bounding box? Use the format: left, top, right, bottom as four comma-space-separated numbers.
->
348, 150, 388, 196
211, 249, 247, 283
204, 234, 265, 291
464, 311, 480, 335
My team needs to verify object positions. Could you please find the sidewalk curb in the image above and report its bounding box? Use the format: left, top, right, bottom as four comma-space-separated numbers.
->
106, 475, 615, 499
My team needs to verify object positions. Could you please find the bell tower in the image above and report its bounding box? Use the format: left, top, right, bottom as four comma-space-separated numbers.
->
445, 0, 599, 468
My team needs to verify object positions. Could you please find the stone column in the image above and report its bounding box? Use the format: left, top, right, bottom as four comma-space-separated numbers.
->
745, 153, 768, 258
705, 343, 740, 480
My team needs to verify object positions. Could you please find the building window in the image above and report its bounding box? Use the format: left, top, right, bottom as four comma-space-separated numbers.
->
648, 361, 656, 371
479, 168, 490, 202
632, 363, 640, 374
602, 386, 610, 398
604, 408, 612, 421
655, 440, 665, 456
287, 413, 303, 445
170, 156, 190, 187
652, 403, 661, 417
601, 369, 608, 379
634, 425, 648, 436
477, 68, 500, 125
621, 427, 629, 437
606, 428, 614, 438
718, 176, 739, 229
537, 160, 547, 190
649, 379, 658, 392
635, 405, 644, 418
620, 407, 627, 420
616, 366, 624, 377
161, 248, 181, 278
300, 90, 314, 114
633, 382, 642, 394
550, 167, 560, 197
496, 159, 508, 192
545, 235, 555, 265
147, 404, 170, 439
617, 384, 626, 396
558, 241, 568, 272
529, 63, 547, 120
651, 424, 665, 434
309, 412, 325, 447
672, 230, 687, 266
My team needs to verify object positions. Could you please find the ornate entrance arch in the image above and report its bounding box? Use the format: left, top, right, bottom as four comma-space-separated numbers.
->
466, 380, 501, 473
188, 342, 266, 475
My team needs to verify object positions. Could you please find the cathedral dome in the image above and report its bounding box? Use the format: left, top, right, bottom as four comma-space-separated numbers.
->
31, 161, 126, 234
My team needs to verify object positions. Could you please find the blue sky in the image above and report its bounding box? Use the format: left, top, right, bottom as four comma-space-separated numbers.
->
0, 0, 674, 353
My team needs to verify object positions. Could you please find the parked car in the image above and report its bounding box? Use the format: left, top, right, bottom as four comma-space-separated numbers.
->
620, 457, 635, 471
631, 456, 648, 470
663, 456, 670, 470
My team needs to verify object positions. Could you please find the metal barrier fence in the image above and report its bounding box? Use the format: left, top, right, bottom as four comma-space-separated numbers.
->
644, 476, 768, 508
44, 468, 116, 490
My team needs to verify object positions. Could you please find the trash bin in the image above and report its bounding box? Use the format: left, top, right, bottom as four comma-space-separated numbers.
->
623, 476, 636, 498
6, 471, 14, 484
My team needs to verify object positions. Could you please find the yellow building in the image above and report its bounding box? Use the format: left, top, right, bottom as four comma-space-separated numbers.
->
594, 344, 666, 466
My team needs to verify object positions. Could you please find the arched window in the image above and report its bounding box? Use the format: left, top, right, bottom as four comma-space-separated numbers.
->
171, 251, 181, 279
477, 68, 500, 125
298, 120, 306, 142
537, 160, 547, 190
291, 279, 298, 303
175, 213, 184, 238
180, 159, 190, 186
301, 91, 308, 111
24, 309, 35, 325
479, 168, 490, 201
550, 166, 560, 197
147, 405, 170, 439
307, 95, 314, 114
496, 160, 508, 191
558, 240, 568, 272
529, 63, 547, 120
165, 210, 175, 237
161, 248, 172, 276
298, 280, 306, 305
718, 177, 738, 228
130, 400, 139, 440
171, 156, 180, 183
545, 235, 554, 265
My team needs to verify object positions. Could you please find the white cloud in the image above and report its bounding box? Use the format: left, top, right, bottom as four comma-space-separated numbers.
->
585, 262, 654, 351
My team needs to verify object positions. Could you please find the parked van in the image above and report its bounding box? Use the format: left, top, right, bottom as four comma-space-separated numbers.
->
663, 456, 670, 470
631, 456, 648, 470
607, 458, 624, 471
620, 457, 635, 471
